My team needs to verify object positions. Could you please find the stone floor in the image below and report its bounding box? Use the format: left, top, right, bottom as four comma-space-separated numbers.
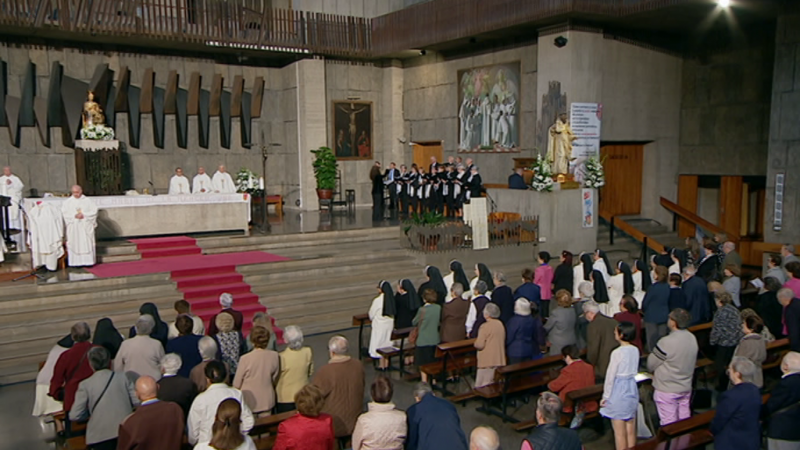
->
1, 326, 624, 450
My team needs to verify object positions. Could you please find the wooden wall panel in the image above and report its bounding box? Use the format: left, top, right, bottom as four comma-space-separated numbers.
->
187, 72, 200, 116
412, 143, 443, 170
720, 176, 743, 239
231, 75, 243, 117
114, 66, 130, 112
209, 74, 222, 117
140, 68, 154, 114
598, 145, 643, 216
164, 70, 178, 114
251, 76, 264, 118
677, 175, 698, 238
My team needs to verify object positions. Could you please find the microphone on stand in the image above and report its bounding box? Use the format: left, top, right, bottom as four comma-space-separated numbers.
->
148, 181, 157, 196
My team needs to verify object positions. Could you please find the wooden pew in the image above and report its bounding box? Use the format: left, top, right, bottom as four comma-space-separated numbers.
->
419, 338, 477, 396
688, 322, 713, 358
352, 313, 371, 360
376, 327, 415, 375
249, 409, 297, 450
764, 338, 790, 371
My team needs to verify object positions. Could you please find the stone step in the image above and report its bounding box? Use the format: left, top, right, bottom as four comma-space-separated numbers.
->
0, 272, 171, 301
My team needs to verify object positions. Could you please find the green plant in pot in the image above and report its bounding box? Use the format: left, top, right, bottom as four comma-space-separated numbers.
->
311, 146, 338, 200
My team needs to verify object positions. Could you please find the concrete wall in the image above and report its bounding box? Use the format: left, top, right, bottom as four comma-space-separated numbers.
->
765, 13, 800, 243
679, 44, 774, 176
402, 45, 539, 185
289, 0, 414, 17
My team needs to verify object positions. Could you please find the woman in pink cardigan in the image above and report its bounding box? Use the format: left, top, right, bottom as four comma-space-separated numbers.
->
534, 251, 555, 318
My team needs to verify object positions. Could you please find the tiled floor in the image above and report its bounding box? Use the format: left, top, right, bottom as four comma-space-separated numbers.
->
1, 325, 622, 450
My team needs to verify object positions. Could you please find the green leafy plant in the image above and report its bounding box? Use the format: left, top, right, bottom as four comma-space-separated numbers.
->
311, 146, 338, 190
403, 211, 447, 234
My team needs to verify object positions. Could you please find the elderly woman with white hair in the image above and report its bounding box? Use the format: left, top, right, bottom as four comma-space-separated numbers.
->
157, 353, 196, 417
505, 298, 545, 364
474, 303, 506, 387
276, 325, 313, 413
208, 292, 244, 336
114, 314, 165, 382
212, 312, 245, 378
190, 336, 225, 392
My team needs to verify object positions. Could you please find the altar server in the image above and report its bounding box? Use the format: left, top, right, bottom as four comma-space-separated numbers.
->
61, 185, 97, 267
192, 167, 212, 194
211, 165, 236, 194
28, 199, 64, 271
1, 166, 24, 247
168, 167, 191, 195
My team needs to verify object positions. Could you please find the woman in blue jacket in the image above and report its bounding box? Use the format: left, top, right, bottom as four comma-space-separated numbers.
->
505, 298, 545, 364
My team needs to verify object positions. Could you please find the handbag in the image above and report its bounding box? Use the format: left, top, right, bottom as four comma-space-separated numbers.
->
409, 308, 425, 346
53, 350, 89, 402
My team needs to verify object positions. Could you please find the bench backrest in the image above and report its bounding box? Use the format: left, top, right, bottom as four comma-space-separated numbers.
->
767, 338, 790, 351
249, 410, 297, 435
435, 338, 477, 358
392, 327, 414, 340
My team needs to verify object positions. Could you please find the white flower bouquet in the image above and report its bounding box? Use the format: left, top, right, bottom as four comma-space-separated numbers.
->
531, 156, 554, 192
80, 124, 115, 141
584, 156, 606, 189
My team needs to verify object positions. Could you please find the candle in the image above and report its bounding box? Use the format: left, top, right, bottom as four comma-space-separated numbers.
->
259, 177, 265, 190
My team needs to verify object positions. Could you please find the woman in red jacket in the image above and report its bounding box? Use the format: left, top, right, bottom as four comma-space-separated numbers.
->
273, 384, 335, 450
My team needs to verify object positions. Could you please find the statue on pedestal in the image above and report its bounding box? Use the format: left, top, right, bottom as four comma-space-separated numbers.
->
82, 91, 106, 129
545, 112, 577, 176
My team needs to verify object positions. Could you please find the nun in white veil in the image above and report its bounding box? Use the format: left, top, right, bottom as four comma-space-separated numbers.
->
368, 281, 396, 368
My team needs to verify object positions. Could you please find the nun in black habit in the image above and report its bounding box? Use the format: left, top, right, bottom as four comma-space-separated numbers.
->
395, 279, 421, 329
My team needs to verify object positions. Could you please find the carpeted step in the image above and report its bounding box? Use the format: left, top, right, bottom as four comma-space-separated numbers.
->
140, 245, 203, 259
130, 236, 197, 250
181, 282, 253, 299
173, 273, 244, 289
187, 292, 261, 310
172, 265, 237, 279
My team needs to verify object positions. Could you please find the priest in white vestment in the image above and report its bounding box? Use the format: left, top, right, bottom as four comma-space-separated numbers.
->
168, 167, 191, 195
28, 200, 64, 271
0, 166, 24, 247
211, 165, 236, 194
192, 167, 212, 194
61, 185, 97, 267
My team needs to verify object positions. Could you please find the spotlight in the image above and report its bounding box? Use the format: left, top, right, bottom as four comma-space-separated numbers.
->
718, 0, 730, 7
419, 49, 427, 56
554, 36, 568, 48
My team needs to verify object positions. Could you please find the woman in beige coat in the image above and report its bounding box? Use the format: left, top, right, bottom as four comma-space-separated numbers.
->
352, 377, 406, 450
233, 326, 280, 416
275, 325, 314, 413
733, 315, 767, 388
474, 303, 506, 387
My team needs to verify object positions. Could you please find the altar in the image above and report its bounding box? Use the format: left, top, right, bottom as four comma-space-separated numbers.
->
22, 194, 251, 240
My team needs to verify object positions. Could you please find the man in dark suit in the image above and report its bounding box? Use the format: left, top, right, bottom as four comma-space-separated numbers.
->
710, 357, 762, 450
491, 271, 515, 325
682, 266, 711, 326
508, 168, 528, 189
778, 289, 800, 352
384, 162, 400, 210
118, 375, 184, 450
406, 383, 468, 450
762, 352, 800, 449
696, 243, 719, 282
584, 301, 620, 380
165, 315, 203, 378
157, 353, 197, 418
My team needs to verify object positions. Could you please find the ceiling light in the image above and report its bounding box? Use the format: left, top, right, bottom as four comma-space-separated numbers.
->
718, 0, 730, 7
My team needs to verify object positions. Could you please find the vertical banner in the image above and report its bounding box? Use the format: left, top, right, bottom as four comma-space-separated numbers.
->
570, 103, 602, 182
582, 188, 595, 228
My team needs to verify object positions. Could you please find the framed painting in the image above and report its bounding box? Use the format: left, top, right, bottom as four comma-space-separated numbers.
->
457, 62, 521, 152
331, 100, 373, 160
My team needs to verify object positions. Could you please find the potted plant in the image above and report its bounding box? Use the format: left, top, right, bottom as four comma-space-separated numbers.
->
311, 146, 338, 200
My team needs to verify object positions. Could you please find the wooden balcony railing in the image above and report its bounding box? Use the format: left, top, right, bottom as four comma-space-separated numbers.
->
659, 197, 739, 243
0, 0, 371, 57
599, 210, 665, 262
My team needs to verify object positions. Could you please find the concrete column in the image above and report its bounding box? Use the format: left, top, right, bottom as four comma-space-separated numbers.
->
294, 59, 327, 210
765, 13, 800, 243
381, 63, 405, 165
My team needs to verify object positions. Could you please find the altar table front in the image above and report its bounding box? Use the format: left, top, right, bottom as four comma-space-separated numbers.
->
23, 194, 251, 240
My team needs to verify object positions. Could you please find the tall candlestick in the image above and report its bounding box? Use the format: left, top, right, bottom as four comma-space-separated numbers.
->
259, 177, 265, 190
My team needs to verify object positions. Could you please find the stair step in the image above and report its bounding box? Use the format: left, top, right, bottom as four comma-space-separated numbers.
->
189, 292, 261, 311
172, 265, 237, 279
174, 273, 244, 289
140, 246, 203, 259
181, 282, 252, 299
131, 236, 198, 250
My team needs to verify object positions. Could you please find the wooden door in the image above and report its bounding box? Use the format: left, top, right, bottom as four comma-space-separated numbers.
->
599, 145, 643, 216
412, 142, 443, 173
677, 175, 699, 238
719, 176, 743, 238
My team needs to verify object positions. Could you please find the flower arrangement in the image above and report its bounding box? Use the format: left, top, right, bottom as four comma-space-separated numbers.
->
583, 156, 606, 189
80, 124, 115, 141
235, 168, 264, 196
530, 155, 554, 192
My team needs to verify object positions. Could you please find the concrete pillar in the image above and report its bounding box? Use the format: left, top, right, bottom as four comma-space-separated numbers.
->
765, 13, 800, 243
381, 62, 405, 165
294, 59, 327, 210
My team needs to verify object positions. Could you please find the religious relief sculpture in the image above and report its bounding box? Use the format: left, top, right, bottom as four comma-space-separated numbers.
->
80, 91, 115, 141
545, 112, 577, 176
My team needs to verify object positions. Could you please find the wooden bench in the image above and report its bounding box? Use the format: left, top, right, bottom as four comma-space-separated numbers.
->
419, 338, 477, 396
352, 313, 371, 360
376, 327, 415, 375
634, 429, 714, 450
249, 410, 296, 450
52, 411, 88, 450
266, 195, 283, 219
688, 322, 714, 358
764, 338, 790, 370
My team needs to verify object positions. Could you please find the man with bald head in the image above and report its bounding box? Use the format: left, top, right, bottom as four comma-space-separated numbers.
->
61, 184, 98, 266
117, 375, 185, 450
211, 164, 236, 194
192, 167, 212, 194
469, 426, 499, 450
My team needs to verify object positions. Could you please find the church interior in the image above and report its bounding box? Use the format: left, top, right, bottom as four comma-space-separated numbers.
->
1, 0, 800, 449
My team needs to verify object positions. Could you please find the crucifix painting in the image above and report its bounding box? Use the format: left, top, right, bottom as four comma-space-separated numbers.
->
332, 100, 372, 160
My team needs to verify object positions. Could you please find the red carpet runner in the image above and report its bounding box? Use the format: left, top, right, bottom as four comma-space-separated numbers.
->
88, 236, 288, 338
